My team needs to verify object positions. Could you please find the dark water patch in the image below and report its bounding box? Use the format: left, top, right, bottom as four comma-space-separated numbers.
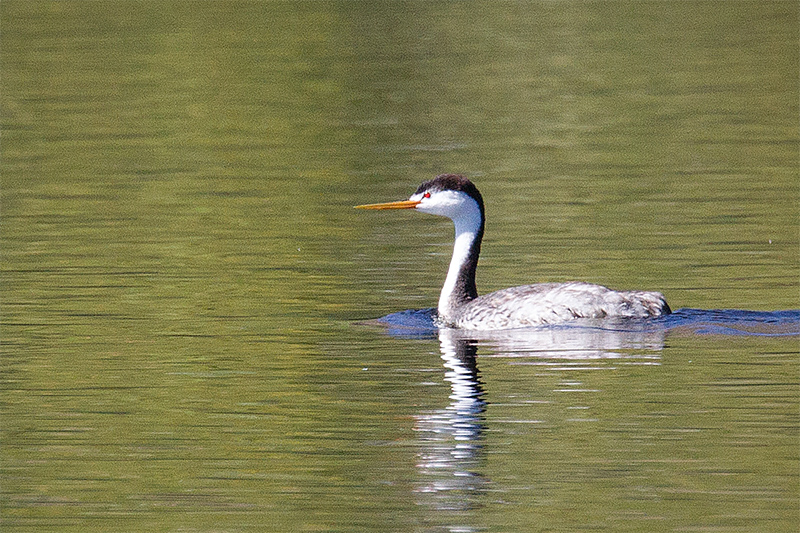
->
662, 309, 800, 337
372, 308, 800, 338
370, 307, 439, 337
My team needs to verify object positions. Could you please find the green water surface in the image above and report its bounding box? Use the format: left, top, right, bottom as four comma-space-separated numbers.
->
2, 1, 798, 531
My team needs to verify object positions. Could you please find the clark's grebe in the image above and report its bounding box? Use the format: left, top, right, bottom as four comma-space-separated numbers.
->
356, 174, 670, 330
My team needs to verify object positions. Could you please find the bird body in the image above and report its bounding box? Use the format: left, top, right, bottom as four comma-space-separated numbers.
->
442, 281, 670, 329
356, 174, 670, 330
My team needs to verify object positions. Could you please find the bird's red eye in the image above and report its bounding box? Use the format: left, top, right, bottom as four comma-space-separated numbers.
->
423, 192, 431, 199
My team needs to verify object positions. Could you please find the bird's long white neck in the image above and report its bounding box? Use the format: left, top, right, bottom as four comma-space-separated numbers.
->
436, 201, 484, 323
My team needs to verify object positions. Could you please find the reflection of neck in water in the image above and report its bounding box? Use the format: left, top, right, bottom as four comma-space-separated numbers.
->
415, 329, 488, 515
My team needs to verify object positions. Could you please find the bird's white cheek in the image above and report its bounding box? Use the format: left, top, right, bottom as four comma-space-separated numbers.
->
416, 202, 449, 217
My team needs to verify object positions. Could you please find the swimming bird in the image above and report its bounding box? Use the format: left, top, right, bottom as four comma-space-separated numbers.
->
356, 174, 670, 330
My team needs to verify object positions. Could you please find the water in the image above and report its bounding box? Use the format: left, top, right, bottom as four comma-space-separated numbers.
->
377, 308, 800, 338
2, 1, 798, 531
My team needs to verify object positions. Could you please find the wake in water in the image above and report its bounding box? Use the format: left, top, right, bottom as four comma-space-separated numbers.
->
372, 308, 800, 338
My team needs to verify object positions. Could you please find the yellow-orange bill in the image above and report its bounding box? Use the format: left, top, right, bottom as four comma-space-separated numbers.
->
354, 200, 421, 210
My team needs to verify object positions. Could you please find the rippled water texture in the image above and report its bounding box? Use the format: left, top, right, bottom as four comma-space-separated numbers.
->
2, 1, 798, 532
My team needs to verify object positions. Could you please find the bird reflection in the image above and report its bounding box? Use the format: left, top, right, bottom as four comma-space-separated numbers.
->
461, 320, 667, 362
410, 322, 668, 528
414, 328, 488, 518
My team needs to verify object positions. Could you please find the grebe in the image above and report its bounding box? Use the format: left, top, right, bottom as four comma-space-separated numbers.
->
356, 174, 670, 330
